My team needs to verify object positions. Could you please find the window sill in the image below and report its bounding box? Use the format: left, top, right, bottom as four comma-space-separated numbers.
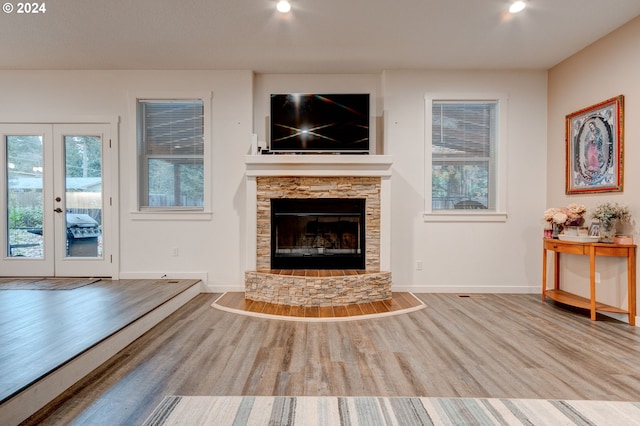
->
129, 210, 213, 221
423, 211, 508, 223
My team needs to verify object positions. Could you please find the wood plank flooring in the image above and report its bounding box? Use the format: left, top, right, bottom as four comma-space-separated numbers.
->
215, 291, 423, 319
20, 292, 640, 426
0, 279, 199, 405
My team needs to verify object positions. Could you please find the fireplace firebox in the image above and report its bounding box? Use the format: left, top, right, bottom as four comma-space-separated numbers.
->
271, 198, 366, 269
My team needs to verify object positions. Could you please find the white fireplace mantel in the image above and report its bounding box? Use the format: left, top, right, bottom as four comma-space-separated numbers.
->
245, 154, 393, 177
244, 155, 393, 272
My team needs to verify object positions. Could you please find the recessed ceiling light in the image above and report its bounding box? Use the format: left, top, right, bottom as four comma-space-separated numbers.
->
276, 0, 291, 13
509, 1, 527, 14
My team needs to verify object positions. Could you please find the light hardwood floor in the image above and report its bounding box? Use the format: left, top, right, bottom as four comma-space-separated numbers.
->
215, 291, 423, 318
0, 279, 199, 407
22, 292, 640, 425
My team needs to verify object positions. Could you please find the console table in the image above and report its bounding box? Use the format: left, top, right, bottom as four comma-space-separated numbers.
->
542, 238, 636, 325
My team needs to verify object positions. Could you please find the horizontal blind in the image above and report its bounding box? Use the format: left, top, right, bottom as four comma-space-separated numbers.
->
432, 101, 496, 159
140, 100, 204, 156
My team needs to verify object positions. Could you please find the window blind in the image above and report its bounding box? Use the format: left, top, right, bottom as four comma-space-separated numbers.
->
432, 101, 496, 159
140, 100, 204, 156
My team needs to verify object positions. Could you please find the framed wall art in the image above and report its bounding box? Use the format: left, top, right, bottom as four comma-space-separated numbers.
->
565, 95, 624, 194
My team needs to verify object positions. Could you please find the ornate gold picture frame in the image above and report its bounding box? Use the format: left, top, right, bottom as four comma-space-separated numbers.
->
565, 95, 624, 194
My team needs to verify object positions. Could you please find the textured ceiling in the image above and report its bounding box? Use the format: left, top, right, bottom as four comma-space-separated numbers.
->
1, 0, 639, 72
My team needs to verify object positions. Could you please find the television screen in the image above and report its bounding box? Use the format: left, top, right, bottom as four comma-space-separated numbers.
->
270, 93, 370, 153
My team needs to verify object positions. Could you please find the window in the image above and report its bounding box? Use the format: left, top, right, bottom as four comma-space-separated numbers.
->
424, 95, 507, 222
432, 101, 495, 210
137, 100, 204, 210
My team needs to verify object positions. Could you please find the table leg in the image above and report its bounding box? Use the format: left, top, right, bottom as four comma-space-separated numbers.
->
542, 246, 547, 301
628, 248, 636, 326
589, 245, 597, 321
554, 252, 560, 290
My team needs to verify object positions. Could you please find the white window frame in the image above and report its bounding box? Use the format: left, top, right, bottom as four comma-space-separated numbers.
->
423, 93, 508, 223
129, 92, 213, 221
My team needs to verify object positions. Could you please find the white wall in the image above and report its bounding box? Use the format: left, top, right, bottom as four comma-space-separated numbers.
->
382, 70, 548, 292
253, 73, 382, 152
547, 16, 640, 315
254, 71, 548, 293
1, 23, 635, 298
0, 69, 548, 292
0, 70, 253, 289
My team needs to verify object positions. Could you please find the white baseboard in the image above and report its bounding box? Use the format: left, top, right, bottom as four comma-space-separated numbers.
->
115, 276, 542, 297
117, 272, 243, 293
393, 285, 539, 294
118, 271, 208, 285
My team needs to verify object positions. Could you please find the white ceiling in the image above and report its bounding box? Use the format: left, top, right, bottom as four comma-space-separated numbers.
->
1, 0, 639, 73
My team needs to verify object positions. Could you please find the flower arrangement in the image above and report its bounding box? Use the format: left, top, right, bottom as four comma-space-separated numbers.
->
543, 203, 587, 226
590, 202, 630, 225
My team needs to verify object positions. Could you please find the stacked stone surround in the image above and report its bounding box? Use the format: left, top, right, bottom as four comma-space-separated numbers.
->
256, 176, 381, 271
248, 175, 391, 307
245, 271, 392, 307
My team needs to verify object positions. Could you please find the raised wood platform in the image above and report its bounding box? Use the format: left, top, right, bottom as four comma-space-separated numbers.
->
215, 291, 423, 320
0, 278, 202, 426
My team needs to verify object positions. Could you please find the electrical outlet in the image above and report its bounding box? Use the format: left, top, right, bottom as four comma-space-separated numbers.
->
172, 247, 179, 257
416, 261, 423, 271
595, 272, 601, 283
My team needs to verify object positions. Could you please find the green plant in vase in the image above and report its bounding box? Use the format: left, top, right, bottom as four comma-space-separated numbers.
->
590, 202, 631, 243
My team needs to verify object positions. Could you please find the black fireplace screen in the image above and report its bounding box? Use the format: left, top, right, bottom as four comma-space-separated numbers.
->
271, 198, 366, 269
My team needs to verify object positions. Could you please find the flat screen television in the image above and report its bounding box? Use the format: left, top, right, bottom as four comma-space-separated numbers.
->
269, 93, 370, 153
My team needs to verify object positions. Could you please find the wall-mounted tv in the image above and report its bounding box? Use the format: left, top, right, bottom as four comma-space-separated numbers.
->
270, 93, 370, 154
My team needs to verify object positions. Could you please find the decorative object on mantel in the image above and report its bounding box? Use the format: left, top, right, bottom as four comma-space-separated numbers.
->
543, 203, 587, 238
590, 202, 631, 243
565, 95, 624, 195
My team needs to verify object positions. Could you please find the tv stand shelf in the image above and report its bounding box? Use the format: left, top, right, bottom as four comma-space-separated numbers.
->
542, 238, 636, 325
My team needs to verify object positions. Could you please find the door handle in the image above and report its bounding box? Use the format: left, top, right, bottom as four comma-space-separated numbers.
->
54, 208, 63, 213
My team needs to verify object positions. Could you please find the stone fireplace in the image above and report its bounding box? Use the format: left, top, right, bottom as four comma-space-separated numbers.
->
244, 155, 392, 306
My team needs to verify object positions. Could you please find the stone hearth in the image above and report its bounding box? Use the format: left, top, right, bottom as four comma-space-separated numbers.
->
245, 270, 392, 307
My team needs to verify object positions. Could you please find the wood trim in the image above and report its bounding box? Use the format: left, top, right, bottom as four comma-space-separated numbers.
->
213, 291, 423, 320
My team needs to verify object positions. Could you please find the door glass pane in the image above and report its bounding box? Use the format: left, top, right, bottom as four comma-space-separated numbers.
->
6, 136, 44, 258
64, 136, 102, 258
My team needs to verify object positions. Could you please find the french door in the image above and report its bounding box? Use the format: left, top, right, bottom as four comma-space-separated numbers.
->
1, 123, 114, 277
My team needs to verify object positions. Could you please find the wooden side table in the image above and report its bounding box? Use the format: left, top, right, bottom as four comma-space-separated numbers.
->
542, 238, 636, 325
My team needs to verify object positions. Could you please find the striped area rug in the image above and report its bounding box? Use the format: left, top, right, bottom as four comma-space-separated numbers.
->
142, 395, 640, 425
